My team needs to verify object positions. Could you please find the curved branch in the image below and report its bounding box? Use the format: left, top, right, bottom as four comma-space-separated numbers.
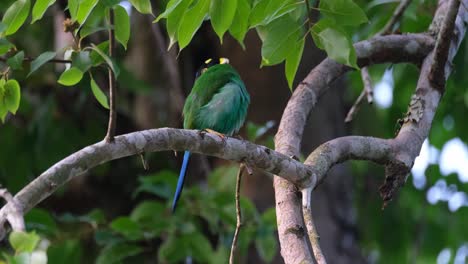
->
273, 33, 434, 263
275, 33, 434, 156
0, 128, 314, 235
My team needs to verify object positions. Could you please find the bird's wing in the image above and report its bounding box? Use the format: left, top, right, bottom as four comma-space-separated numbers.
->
183, 64, 241, 130
195, 81, 249, 135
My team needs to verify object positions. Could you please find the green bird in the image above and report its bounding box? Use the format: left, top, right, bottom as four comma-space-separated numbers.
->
172, 58, 250, 212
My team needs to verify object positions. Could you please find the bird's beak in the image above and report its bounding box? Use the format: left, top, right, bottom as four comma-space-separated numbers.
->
219, 58, 230, 64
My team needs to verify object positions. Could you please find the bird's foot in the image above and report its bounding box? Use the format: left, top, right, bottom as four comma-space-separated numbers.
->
204, 129, 227, 142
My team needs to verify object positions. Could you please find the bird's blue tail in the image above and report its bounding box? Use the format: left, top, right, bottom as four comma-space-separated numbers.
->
172, 151, 191, 212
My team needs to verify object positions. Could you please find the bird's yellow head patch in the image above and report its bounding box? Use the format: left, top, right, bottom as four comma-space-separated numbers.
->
196, 57, 230, 78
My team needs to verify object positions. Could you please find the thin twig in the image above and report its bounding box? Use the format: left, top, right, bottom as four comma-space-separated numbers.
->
379, 0, 413, 35
345, 67, 374, 123
229, 163, 245, 264
0, 56, 71, 64
302, 188, 327, 264
105, 8, 117, 143
139, 153, 148, 170
362, 67, 374, 103
304, 0, 314, 30
345, 88, 367, 123
347, 0, 413, 122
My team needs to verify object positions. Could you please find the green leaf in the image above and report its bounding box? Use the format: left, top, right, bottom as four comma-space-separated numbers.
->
189, 232, 214, 263
249, 0, 296, 27
90, 44, 120, 76
133, 170, 178, 199
31, 0, 56, 23
0, 23, 7, 34
110, 217, 143, 240
80, 26, 109, 39
68, 0, 79, 20
159, 236, 189, 263
129, 0, 153, 14
76, 0, 99, 24
114, 5, 130, 49
210, 0, 236, 42
319, 0, 368, 26
2, 0, 31, 36
229, 0, 250, 48
47, 239, 82, 264
9, 231, 40, 253
3, 79, 21, 114
154, 0, 184, 22
96, 242, 143, 264
29, 51, 57, 76
177, 0, 210, 50
58, 67, 84, 86
71, 51, 92, 72
25, 208, 58, 236
7, 51, 24, 70
0, 38, 14, 55
285, 38, 304, 89
166, 0, 193, 49
311, 19, 358, 68
257, 15, 303, 66
90, 76, 109, 109
130, 201, 165, 223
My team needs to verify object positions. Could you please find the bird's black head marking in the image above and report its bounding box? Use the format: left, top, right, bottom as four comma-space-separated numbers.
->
195, 57, 230, 79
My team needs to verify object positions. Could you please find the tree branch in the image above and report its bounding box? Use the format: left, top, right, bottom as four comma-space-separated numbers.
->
345, 67, 373, 123
380, 0, 413, 35
274, 0, 467, 261
302, 188, 326, 264
229, 164, 246, 264
0, 187, 24, 236
348, 0, 412, 122
429, 0, 462, 90
0, 128, 316, 235
273, 33, 433, 263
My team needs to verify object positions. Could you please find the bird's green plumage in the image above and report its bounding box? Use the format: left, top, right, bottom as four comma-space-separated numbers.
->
172, 61, 249, 212
182, 63, 250, 135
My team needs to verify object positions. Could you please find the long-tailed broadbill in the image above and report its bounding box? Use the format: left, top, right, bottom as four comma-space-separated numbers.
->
171, 58, 250, 212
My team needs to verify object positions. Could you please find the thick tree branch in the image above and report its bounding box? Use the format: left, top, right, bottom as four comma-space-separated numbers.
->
274, 0, 467, 261
349, 0, 412, 122
0, 187, 24, 235
273, 33, 433, 263
379, 0, 467, 203
0, 128, 315, 235
429, 0, 462, 89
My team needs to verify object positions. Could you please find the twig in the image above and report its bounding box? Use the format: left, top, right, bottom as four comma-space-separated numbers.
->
139, 153, 148, 170
362, 67, 374, 103
429, 0, 461, 90
379, 0, 413, 35
344, 88, 367, 123
105, 8, 117, 143
347, 0, 413, 122
302, 188, 326, 264
229, 163, 245, 264
0, 187, 25, 237
0, 57, 71, 64
304, 0, 314, 29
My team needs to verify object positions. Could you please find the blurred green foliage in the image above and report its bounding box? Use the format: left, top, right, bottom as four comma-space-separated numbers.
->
0, 0, 467, 263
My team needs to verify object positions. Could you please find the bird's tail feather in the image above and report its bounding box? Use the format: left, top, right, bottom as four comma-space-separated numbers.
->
172, 151, 191, 212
